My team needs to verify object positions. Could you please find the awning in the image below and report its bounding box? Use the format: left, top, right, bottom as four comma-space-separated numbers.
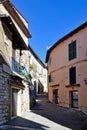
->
9, 72, 25, 89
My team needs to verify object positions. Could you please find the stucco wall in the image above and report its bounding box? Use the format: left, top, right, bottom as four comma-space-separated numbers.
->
48, 26, 87, 111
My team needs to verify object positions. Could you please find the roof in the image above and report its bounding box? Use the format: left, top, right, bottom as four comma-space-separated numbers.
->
45, 22, 87, 63
3, 0, 32, 38
28, 45, 47, 69
1, 15, 28, 49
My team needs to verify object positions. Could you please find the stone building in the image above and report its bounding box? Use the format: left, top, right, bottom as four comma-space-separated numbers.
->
46, 22, 87, 112
0, 0, 31, 124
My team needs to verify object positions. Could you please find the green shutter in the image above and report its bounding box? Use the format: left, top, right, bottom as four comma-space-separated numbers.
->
69, 67, 76, 85
73, 41, 76, 58
69, 40, 76, 60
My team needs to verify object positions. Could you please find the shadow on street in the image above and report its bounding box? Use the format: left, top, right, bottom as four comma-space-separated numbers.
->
1, 94, 87, 130
0, 116, 49, 130
31, 94, 87, 130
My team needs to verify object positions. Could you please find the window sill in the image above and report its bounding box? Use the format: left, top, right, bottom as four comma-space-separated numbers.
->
50, 84, 60, 87
66, 84, 80, 87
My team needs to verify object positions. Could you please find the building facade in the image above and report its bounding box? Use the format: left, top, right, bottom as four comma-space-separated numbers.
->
46, 22, 87, 112
21, 45, 48, 95
0, 0, 31, 124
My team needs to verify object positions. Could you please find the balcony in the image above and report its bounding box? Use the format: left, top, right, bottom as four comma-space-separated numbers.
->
12, 57, 29, 80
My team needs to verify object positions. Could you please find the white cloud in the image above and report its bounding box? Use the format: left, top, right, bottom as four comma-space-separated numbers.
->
46, 45, 51, 50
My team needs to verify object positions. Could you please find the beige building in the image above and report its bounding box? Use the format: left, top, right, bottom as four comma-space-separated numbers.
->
21, 45, 48, 94
46, 22, 87, 112
0, 0, 31, 124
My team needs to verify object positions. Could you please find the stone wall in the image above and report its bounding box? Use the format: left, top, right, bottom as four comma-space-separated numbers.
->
21, 82, 30, 114
0, 64, 11, 125
0, 20, 12, 66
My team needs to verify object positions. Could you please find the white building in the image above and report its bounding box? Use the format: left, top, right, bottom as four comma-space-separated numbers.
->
21, 45, 48, 94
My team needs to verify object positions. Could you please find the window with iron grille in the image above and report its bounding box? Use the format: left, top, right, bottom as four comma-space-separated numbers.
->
68, 40, 76, 60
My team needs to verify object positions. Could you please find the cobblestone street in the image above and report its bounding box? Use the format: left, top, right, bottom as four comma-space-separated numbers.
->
0, 94, 87, 130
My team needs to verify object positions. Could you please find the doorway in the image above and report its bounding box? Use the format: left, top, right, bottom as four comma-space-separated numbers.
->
71, 91, 78, 108
53, 90, 59, 104
12, 88, 18, 117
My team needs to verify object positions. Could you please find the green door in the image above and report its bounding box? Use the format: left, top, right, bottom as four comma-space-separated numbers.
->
71, 91, 78, 108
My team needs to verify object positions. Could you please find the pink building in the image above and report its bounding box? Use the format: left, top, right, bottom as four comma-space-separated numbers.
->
46, 22, 87, 112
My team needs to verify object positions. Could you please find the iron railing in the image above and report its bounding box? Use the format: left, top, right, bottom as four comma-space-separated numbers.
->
12, 57, 29, 80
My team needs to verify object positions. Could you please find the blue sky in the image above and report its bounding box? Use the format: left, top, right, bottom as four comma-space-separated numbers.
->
11, 0, 87, 64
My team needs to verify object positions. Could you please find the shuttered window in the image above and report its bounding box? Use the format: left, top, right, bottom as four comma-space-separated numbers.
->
48, 75, 51, 82
69, 67, 76, 85
69, 41, 76, 60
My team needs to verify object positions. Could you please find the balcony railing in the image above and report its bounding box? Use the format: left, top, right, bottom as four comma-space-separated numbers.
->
12, 57, 29, 80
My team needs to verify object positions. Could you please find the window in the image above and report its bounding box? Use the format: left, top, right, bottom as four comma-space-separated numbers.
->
69, 67, 76, 85
53, 90, 59, 104
71, 91, 78, 108
4, 34, 9, 45
68, 40, 76, 60
0, 9, 3, 14
48, 75, 51, 82
85, 52, 87, 58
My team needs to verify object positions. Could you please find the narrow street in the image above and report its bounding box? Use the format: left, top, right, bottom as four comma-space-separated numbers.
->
0, 94, 87, 130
